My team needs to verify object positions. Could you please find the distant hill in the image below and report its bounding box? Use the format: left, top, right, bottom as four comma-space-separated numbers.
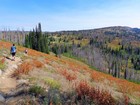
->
44, 26, 140, 85
49, 26, 140, 37
1, 26, 140, 45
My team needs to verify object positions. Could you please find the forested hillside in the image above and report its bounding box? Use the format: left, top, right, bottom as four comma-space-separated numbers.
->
1, 25, 140, 83
47, 26, 140, 83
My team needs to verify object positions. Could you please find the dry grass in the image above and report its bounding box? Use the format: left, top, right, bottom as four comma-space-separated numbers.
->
0, 58, 6, 70
0, 41, 12, 49
13, 61, 33, 76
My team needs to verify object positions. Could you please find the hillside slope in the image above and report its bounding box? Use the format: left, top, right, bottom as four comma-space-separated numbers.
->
47, 26, 140, 83
0, 41, 140, 105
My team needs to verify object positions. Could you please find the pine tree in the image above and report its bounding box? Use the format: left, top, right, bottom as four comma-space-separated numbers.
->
24, 23, 50, 54
25, 35, 30, 48
44, 35, 49, 54
37, 24, 40, 51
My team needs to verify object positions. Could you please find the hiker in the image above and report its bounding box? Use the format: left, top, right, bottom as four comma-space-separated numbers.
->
10, 44, 16, 61
24, 49, 28, 54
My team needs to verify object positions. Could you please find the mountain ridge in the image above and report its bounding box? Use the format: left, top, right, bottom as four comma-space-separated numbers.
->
0, 26, 140, 33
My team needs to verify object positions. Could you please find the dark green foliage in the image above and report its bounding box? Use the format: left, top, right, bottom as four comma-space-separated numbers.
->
24, 23, 49, 54
52, 44, 59, 57
29, 85, 45, 96
133, 57, 140, 70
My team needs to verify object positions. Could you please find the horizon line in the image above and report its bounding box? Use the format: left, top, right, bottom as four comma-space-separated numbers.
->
0, 25, 139, 32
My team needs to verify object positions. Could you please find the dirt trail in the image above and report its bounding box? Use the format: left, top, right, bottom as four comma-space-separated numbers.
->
0, 56, 21, 93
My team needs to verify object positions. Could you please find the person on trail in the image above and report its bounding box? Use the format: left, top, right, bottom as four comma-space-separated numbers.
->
10, 44, 16, 61
24, 49, 28, 54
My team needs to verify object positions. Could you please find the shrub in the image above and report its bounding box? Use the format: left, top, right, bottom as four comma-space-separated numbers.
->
61, 70, 77, 82
0, 63, 5, 70
0, 58, 6, 70
47, 88, 62, 105
43, 78, 61, 90
12, 62, 33, 76
76, 81, 116, 105
32, 60, 44, 68
29, 85, 45, 96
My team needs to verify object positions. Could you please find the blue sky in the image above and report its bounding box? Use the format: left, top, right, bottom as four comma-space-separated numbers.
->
0, 0, 140, 31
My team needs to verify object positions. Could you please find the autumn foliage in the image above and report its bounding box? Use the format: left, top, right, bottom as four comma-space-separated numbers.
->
32, 60, 44, 68
60, 69, 77, 82
13, 60, 43, 76
13, 62, 33, 76
0, 41, 12, 49
1, 41, 139, 104
0, 58, 5, 64
76, 81, 115, 105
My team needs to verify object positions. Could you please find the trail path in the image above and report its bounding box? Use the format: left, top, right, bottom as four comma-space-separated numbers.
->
0, 56, 21, 93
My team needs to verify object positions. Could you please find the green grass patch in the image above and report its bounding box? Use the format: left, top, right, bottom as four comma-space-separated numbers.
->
128, 94, 140, 105
135, 70, 140, 74
63, 52, 85, 63
44, 68, 56, 73
89, 65, 100, 71
29, 85, 45, 96
0, 62, 6, 70
43, 77, 61, 90
28, 77, 37, 83
128, 79, 140, 85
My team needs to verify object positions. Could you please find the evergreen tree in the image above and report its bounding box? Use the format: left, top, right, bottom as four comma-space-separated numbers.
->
24, 23, 50, 54
25, 35, 30, 48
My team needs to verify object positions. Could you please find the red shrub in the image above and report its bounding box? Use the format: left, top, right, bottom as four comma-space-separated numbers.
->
61, 70, 77, 82
76, 81, 91, 97
32, 60, 44, 68
123, 94, 130, 105
0, 58, 5, 64
76, 81, 115, 105
13, 62, 33, 76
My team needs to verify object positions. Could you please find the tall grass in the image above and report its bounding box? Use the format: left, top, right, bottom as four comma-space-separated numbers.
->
0, 58, 6, 70
43, 77, 61, 90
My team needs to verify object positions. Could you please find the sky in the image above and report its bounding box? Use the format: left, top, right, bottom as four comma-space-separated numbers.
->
0, 0, 140, 31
